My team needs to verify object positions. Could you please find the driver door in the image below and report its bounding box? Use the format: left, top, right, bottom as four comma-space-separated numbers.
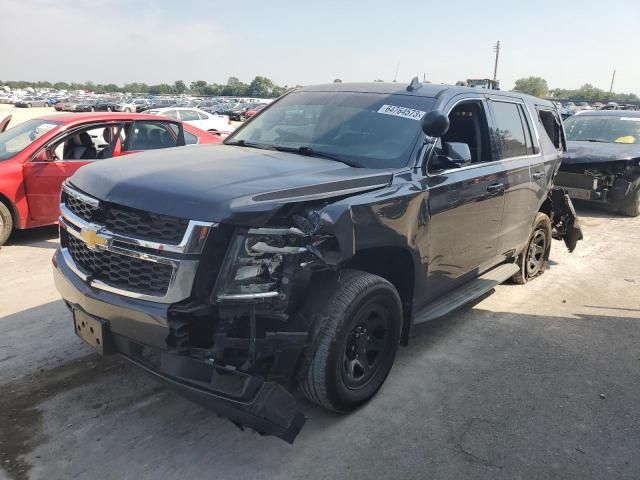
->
422, 97, 507, 302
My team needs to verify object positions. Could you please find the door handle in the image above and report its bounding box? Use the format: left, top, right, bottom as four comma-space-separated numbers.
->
486, 183, 504, 192
532, 171, 546, 181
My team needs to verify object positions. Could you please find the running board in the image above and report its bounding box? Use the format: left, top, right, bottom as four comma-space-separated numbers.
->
414, 263, 520, 324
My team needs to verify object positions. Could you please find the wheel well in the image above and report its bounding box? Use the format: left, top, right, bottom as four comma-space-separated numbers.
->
345, 247, 414, 345
538, 197, 552, 218
0, 193, 20, 227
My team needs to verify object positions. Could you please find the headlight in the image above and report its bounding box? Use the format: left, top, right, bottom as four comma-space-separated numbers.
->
214, 228, 309, 303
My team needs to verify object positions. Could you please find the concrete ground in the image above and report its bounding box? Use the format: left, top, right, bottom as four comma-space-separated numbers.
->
1, 205, 638, 480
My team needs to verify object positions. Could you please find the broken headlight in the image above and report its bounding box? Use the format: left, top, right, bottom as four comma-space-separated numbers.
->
214, 228, 309, 303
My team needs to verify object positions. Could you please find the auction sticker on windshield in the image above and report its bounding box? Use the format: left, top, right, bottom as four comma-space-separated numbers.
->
377, 105, 425, 120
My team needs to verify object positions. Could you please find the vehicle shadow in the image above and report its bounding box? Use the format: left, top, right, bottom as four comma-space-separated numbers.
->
3, 225, 58, 249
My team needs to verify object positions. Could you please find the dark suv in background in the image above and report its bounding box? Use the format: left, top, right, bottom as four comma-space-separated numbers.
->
53, 81, 581, 442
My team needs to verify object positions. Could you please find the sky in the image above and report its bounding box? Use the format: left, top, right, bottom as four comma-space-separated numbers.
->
1, 0, 640, 94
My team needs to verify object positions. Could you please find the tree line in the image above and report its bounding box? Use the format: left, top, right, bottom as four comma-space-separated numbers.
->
513, 76, 639, 104
0, 76, 291, 98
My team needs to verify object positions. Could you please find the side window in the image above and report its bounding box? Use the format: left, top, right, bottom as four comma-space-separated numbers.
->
440, 100, 491, 164
127, 122, 178, 150
163, 110, 179, 120
491, 101, 528, 158
184, 130, 198, 144
178, 110, 200, 122
197, 111, 209, 120
53, 124, 123, 161
537, 108, 562, 150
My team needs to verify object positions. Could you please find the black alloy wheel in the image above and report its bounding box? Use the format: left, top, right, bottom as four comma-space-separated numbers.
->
297, 269, 402, 412
526, 229, 547, 277
341, 303, 393, 389
512, 213, 552, 284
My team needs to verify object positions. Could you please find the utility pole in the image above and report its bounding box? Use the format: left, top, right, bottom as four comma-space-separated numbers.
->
492, 40, 501, 83
609, 69, 616, 98
393, 63, 400, 82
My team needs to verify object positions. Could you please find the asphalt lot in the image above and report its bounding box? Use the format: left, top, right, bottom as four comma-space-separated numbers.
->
1, 103, 639, 479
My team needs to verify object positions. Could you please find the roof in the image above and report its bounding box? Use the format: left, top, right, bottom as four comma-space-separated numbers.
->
298, 81, 539, 101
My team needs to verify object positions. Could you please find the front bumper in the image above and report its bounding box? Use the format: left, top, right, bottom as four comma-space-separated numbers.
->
53, 248, 307, 442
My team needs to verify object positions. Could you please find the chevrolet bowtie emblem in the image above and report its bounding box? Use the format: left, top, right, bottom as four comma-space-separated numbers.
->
80, 227, 108, 250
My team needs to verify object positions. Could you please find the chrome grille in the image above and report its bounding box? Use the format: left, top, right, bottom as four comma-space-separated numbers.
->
67, 236, 173, 296
102, 208, 189, 244
62, 187, 188, 245
66, 194, 99, 221
59, 183, 216, 303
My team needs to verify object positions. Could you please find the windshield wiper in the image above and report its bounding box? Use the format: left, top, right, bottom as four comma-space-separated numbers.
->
273, 145, 362, 168
225, 139, 275, 150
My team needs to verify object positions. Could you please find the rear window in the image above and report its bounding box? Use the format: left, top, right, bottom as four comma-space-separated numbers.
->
491, 101, 529, 158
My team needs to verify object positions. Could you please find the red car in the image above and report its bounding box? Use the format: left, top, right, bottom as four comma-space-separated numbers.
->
244, 103, 267, 119
0, 112, 221, 245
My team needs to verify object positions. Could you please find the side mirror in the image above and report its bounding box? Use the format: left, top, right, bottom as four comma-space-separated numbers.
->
421, 110, 450, 137
443, 142, 472, 167
33, 148, 54, 162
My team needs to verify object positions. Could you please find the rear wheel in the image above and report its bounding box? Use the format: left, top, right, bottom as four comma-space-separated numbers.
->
619, 186, 640, 217
0, 202, 13, 246
27, 103, 32, 108
297, 270, 402, 412
512, 213, 552, 284
124, 107, 131, 113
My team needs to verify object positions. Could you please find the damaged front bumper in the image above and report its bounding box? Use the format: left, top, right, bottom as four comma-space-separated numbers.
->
53, 249, 307, 443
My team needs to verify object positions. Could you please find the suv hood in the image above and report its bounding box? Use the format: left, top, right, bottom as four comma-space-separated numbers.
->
563, 140, 640, 165
69, 145, 393, 225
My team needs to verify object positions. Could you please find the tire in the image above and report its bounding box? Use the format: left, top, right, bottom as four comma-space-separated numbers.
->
107, 107, 112, 112
0, 202, 13, 246
124, 108, 131, 113
512, 213, 552, 284
27, 103, 32, 108
297, 269, 402, 412
619, 186, 640, 217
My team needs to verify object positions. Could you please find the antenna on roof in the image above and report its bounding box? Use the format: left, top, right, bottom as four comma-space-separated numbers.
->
406, 76, 422, 92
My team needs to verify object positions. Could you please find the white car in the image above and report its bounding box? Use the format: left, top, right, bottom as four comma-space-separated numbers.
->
146, 107, 233, 136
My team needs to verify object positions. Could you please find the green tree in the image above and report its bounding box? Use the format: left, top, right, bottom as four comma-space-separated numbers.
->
246, 76, 274, 98
513, 76, 549, 98
173, 80, 187, 94
189, 80, 207, 94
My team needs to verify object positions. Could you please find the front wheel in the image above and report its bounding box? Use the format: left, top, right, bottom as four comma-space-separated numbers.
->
0, 202, 14, 246
124, 108, 131, 113
27, 103, 32, 108
297, 270, 402, 412
512, 213, 552, 284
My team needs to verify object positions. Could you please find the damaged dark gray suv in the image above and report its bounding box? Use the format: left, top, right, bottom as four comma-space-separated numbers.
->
53, 80, 582, 442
